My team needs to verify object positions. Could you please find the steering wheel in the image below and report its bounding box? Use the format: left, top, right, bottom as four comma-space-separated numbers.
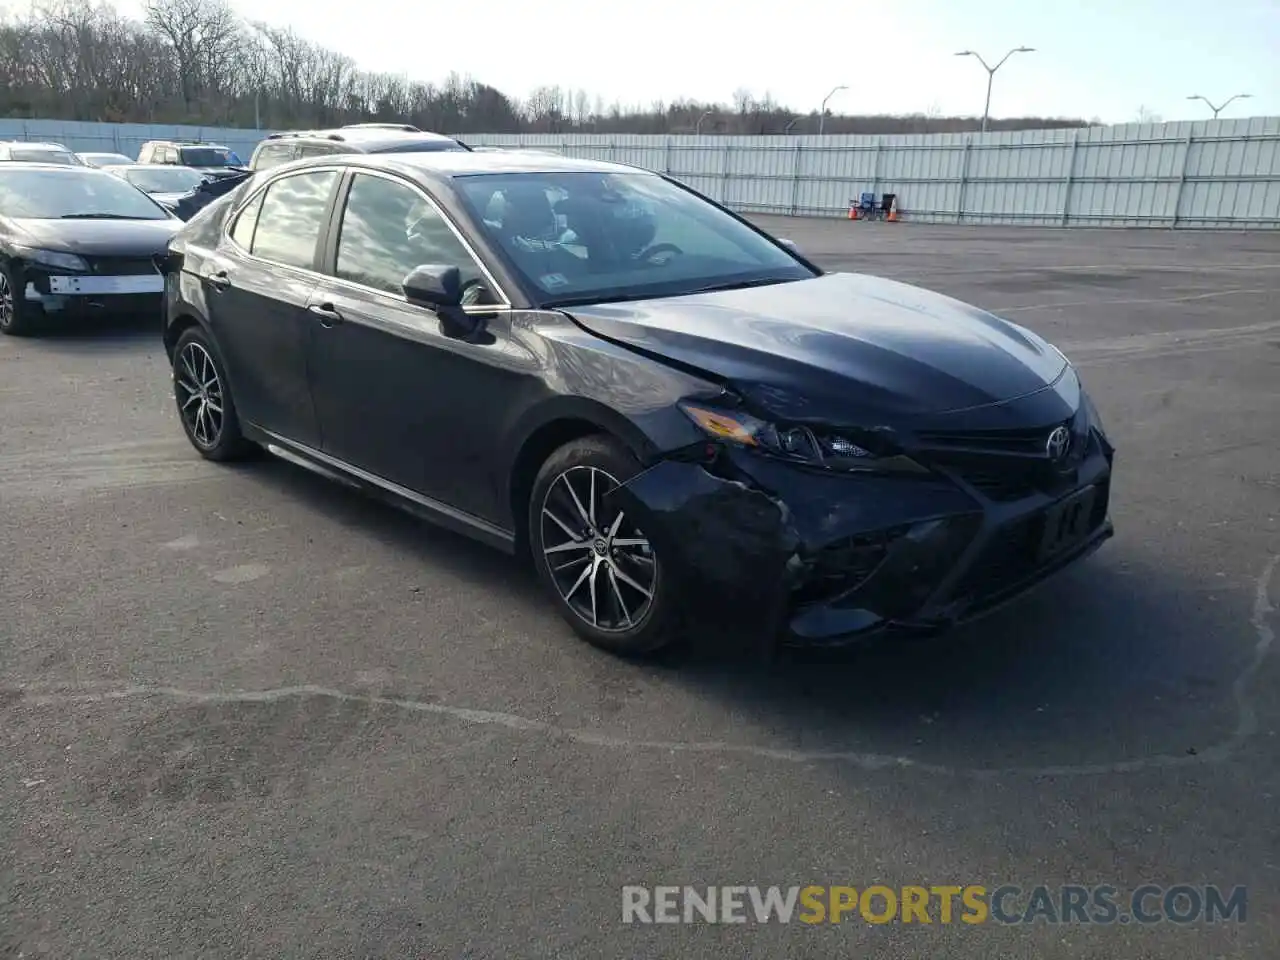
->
636, 242, 683, 266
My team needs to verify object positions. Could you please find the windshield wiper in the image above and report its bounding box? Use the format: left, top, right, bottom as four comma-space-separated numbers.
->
544, 293, 653, 309
60, 213, 141, 220
685, 277, 797, 295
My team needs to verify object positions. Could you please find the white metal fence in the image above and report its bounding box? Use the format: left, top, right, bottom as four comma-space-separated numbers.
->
466, 117, 1280, 229
5, 115, 1279, 229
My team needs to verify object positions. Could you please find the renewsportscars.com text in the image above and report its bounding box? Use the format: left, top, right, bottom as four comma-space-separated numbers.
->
621, 884, 1247, 925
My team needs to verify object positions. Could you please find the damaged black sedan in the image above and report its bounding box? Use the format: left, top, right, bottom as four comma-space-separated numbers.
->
162, 151, 1114, 656
0, 162, 181, 335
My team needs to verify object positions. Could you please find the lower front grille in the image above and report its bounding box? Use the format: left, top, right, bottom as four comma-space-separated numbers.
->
793, 524, 910, 605
952, 486, 1107, 605
86, 256, 161, 276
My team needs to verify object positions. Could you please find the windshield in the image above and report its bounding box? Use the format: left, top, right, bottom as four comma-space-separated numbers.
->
179, 147, 234, 167
454, 171, 814, 306
0, 167, 171, 220
9, 148, 79, 165
125, 166, 206, 194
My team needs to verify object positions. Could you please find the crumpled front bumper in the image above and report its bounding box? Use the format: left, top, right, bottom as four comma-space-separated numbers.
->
610, 441, 1114, 650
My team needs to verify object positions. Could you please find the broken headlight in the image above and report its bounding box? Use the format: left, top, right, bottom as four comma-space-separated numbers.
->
678, 401, 927, 474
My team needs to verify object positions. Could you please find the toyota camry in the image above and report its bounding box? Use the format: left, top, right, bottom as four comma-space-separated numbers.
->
161, 151, 1114, 656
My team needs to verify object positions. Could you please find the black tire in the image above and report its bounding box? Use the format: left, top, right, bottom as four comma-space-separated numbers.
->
171, 325, 256, 461
529, 435, 680, 656
0, 263, 39, 336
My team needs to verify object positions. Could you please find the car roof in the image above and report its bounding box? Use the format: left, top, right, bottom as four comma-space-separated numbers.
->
276, 150, 649, 180
260, 128, 461, 151
1, 141, 70, 150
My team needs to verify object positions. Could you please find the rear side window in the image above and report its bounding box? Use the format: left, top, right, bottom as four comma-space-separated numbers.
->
137, 144, 154, 162
253, 142, 297, 170
229, 191, 265, 249
249, 170, 339, 269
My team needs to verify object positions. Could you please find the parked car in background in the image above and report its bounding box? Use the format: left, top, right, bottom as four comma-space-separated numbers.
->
0, 162, 181, 335
136, 140, 247, 180
104, 163, 210, 210
166, 169, 254, 222
77, 151, 136, 168
160, 151, 1115, 656
247, 124, 469, 172
0, 141, 83, 165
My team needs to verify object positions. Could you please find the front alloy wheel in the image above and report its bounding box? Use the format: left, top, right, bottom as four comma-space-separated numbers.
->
530, 436, 679, 655
540, 465, 657, 631
0, 266, 35, 336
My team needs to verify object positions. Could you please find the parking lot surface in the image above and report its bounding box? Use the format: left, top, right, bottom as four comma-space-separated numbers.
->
3, 220, 1278, 958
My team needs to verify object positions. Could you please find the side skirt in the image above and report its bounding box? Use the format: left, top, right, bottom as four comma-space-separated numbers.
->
247, 425, 518, 555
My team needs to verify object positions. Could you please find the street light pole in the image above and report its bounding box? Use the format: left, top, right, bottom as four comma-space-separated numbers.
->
696, 110, 713, 135
817, 85, 847, 136
1187, 93, 1252, 119
954, 46, 1035, 133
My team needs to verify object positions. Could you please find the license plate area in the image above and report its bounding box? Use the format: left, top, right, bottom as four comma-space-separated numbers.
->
1037, 484, 1097, 562
48, 274, 164, 295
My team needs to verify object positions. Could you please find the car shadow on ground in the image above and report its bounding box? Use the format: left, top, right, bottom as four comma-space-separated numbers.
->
221, 448, 1251, 773
653, 554, 1251, 771
16, 311, 162, 352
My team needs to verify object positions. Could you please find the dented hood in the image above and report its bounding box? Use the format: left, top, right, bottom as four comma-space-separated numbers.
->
563, 272, 1068, 422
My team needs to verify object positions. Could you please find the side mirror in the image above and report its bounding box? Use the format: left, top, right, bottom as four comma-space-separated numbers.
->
777, 237, 800, 252
403, 264, 483, 340
404, 264, 462, 308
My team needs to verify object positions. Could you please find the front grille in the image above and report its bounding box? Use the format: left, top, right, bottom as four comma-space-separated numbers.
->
793, 524, 910, 606
915, 414, 1091, 503
86, 256, 161, 276
926, 457, 1042, 502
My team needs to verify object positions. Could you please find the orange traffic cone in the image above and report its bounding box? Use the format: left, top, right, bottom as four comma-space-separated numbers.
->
887, 206, 898, 222
848, 204, 858, 220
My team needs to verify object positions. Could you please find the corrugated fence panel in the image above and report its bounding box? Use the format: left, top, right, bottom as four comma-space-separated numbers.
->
466, 118, 1279, 228
3, 117, 1277, 228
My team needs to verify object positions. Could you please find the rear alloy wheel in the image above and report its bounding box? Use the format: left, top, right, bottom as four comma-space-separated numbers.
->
529, 436, 679, 655
172, 327, 255, 461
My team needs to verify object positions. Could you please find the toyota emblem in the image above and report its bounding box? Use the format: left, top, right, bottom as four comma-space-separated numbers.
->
1045, 425, 1071, 463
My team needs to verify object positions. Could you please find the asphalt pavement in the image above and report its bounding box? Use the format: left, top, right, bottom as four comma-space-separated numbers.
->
2, 219, 1278, 958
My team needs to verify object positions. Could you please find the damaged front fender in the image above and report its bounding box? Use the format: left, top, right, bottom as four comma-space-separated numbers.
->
610, 458, 800, 648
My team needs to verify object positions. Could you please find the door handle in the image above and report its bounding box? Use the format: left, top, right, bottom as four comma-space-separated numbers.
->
307, 302, 343, 327
206, 270, 231, 290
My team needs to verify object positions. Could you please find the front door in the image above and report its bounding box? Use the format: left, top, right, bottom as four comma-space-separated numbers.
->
305, 171, 517, 517
207, 168, 341, 448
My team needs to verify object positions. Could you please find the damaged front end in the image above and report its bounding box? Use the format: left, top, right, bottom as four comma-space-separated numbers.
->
608, 440, 985, 652
604, 375, 1114, 653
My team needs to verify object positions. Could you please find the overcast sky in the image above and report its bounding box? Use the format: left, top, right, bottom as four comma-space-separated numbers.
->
109, 0, 1277, 123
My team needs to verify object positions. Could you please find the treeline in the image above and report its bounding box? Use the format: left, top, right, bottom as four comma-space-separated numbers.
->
0, 0, 1091, 135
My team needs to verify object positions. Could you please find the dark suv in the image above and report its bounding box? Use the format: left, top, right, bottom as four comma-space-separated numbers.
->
136, 140, 246, 179
247, 124, 469, 172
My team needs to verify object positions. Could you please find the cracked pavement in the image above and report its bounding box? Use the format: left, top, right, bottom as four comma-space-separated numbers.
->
2, 220, 1279, 958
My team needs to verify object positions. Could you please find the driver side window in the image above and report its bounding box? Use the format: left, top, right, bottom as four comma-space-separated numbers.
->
334, 173, 486, 298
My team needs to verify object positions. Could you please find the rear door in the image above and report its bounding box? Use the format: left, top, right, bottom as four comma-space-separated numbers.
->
304, 169, 517, 516
204, 167, 342, 448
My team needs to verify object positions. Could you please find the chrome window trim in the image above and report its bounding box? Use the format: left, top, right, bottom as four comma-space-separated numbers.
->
222, 163, 513, 309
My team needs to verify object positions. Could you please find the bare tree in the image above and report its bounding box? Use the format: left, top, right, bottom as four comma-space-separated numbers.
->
0, 0, 1095, 135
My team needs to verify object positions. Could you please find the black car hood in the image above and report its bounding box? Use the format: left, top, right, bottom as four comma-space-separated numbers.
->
8, 217, 182, 257
563, 272, 1069, 422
